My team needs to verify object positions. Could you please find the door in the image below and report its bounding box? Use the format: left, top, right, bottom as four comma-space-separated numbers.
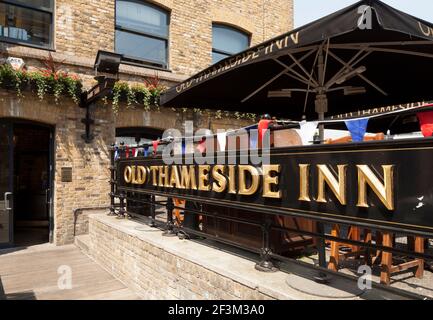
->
0, 121, 13, 247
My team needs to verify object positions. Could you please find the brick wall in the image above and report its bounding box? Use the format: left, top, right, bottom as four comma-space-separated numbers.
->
56, 0, 115, 58
1, 0, 293, 81
55, 0, 293, 76
0, 0, 293, 245
88, 215, 276, 300
168, 0, 294, 76
0, 94, 114, 245
0, 93, 254, 245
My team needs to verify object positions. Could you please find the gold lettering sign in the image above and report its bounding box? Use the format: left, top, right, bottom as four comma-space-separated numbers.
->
238, 165, 259, 196
124, 166, 132, 184
150, 166, 159, 186
262, 165, 281, 199
198, 165, 211, 191
227, 165, 237, 194
121, 162, 397, 214
168, 166, 181, 188
158, 166, 170, 187
135, 166, 147, 184
180, 165, 197, 190
212, 165, 227, 193
298, 164, 311, 202
357, 165, 394, 211
317, 165, 347, 205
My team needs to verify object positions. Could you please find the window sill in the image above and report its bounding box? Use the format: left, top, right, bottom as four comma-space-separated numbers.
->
121, 58, 171, 73
0, 45, 188, 83
0, 38, 54, 52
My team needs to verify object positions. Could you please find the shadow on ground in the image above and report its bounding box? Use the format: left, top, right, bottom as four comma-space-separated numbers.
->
0, 276, 36, 300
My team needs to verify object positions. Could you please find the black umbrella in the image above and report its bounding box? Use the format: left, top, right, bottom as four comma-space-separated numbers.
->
160, 0, 433, 139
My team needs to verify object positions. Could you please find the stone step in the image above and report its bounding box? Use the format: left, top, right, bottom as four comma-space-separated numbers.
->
74, 234, 91, 255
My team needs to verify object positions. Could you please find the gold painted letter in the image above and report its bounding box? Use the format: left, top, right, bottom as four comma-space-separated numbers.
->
150, 166, 159, 186
299, 164, 311, 202
212, 165, 227, 193
198, 165, 211, 191
169, 166, 181, 188
262, 165, 281, 199
317, 165, 347, 205
136, 166, 147, 184
238, 165, 260, 196
158, 166, 170, 187
357, 165, 394, 210
124, 166, 132, 183
180, 166, 197, 190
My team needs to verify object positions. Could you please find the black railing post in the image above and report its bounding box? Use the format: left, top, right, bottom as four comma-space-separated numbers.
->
255, 215, 277, 272
108, 143, 116, 216
163, 197, 176, 237
118, 191, 126, 219
119, 141, 125, 158
150, 194, 156, 227
314, 221, 332, 284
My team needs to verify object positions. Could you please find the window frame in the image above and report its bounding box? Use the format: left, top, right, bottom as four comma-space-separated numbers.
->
115, 0, 170, 70
212, 23, 250, 64
0, 0, 55, 50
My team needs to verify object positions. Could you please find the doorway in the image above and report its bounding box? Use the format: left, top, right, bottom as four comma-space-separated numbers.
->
0, 119, 53, 248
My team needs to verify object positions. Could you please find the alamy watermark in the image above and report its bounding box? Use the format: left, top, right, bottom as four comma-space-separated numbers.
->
57, 265, 72, 290
160, 121, 272, 167
357, 265, 372, 290
358, 5, 373, 30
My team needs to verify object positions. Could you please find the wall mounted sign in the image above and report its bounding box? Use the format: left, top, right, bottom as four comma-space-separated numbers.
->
116, 138, 433, 235
61, 167, 73, 183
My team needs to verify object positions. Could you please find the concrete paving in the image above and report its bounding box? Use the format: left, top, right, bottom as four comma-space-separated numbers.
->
0, 243, 139, 300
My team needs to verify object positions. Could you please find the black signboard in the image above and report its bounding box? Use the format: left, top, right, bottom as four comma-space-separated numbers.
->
116, 138, 433, 236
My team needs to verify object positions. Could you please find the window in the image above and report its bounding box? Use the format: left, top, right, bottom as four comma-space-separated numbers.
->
0, 0, 54, 49
212, 24, 250, 64
115, 0, 169, 69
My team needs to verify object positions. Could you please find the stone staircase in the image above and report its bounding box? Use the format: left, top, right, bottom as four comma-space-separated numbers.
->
74, 234, 91, 255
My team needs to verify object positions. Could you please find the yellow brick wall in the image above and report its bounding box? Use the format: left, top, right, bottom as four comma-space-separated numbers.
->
0, 94, 115, 245
55, 0, 116, 58
52, 0, 293, 77
0, 1, 293, 245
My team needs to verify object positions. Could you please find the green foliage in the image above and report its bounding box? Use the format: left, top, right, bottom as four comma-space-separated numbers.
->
0, 63, 258, 121
111, 81, 164, 114
0, 64, 82, 104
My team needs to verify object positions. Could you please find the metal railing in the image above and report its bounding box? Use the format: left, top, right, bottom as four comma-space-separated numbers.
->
107, 144, 433, 299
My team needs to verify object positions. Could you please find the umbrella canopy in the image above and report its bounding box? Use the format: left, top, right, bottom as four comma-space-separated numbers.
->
160, 0, 433, 121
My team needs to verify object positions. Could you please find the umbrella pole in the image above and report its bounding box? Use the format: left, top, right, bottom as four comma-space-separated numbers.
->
315, 47, 329, 277
316, 46, 328, 143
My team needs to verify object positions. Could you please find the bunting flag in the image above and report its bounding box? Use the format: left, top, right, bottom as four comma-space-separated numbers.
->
250, 131, 258, 149
125, 145, 130, 158
197, 138, 206, 153
298, 121, 319, 145
345, 118, 369, 142
258, 120, 272, 143
114, 147, 119, 160
181, 140, 186, 155
132, 148, 138, 157
417, 111, 433, 137
144, 146, 149, 157
152, 140, 159, 155
216, 132, 227, 151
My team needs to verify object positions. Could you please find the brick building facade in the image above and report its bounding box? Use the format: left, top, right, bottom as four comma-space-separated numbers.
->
0, 0, 293, 246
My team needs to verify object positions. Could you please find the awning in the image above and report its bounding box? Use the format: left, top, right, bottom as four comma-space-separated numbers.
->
160, 0, 433, 121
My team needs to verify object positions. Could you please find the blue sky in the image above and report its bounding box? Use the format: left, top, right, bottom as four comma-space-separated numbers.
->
295, 1, 433, 28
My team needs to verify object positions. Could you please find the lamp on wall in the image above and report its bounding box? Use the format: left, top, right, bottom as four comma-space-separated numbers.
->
94, 50, 123, 77
80, 50, 123, 143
